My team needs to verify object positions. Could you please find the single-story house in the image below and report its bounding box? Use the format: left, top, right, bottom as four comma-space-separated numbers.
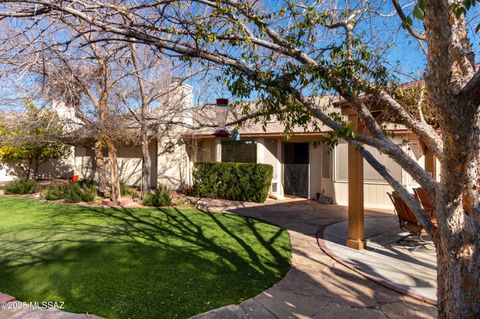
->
184, 106, 440, 209
0, 85, 439, 210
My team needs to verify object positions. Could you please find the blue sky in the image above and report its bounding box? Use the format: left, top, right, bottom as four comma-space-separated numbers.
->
187, 0, 433, 105
1, 0, 478, 109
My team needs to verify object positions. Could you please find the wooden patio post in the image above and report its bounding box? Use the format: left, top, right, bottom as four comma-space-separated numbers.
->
346, 114, 366, 250
419, 140, 437, 180
424, 149, 437, 180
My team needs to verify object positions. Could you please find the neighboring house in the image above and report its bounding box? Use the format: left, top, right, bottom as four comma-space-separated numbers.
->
71, 82, 195, 190
0, 85, 439, 210
0, 82, 195, 191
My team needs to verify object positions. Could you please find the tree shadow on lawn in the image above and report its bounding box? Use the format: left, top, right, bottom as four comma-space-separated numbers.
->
0, 200, 291, 319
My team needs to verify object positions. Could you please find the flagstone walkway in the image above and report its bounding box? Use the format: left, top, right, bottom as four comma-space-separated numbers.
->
192, 199, 437, 319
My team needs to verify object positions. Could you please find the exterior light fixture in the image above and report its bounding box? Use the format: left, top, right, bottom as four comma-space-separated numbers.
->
214, 98, 230, 137
231, 128, 241, 141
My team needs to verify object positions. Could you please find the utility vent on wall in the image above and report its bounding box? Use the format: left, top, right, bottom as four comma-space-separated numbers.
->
271, 182, 278, 193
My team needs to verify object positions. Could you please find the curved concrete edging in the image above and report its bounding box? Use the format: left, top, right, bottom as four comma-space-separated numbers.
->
316, 220, 437, 306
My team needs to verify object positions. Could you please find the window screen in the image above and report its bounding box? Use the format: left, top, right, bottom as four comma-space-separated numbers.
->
335, 143, 349, 181
221, 140, 257, 163
197, 140, 213, 162
335, 142, 402, 183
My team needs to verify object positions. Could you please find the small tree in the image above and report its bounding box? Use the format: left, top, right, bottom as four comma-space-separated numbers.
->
0, 101, 71, 179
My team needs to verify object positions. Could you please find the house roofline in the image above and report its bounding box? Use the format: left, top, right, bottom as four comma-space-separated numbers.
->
182, 128, 411, 140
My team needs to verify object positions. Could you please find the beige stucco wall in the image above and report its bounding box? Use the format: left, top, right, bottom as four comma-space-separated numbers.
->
0, 167, 14, 182
157, 137, 192, 189
320, 143, 335, 200
74, 139, 193, 191
309, 142, 322, 199
116, 145, 143, 186
0, 146, 75, 182
73, 146, 97, 181
257, 138, 283, 198
74, 141, 160, 188
333, 182, 395, 209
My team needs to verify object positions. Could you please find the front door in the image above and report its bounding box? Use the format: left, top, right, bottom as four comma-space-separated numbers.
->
283, 142, 309, 198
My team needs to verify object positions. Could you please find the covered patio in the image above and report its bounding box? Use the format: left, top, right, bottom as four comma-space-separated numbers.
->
343, 110, 438, 251
334, 110, 437, 303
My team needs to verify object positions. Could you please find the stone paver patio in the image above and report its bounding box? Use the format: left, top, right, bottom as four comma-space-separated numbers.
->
192, 198, 437, 319
0, 198, 437, 319
0, 293, 101, 319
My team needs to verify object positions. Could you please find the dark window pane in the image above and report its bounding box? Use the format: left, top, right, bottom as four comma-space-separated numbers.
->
221, 140, 257, 163
283, 143, 309, 164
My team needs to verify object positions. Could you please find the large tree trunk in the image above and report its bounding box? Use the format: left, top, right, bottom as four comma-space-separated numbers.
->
434, 122, 480, 317
105, 137, 120, 201
423, 0, 480, 316
128, 42, 151, 198
436, 236, 480, 318
436, 191, 480, 318
94, 141, 108, 197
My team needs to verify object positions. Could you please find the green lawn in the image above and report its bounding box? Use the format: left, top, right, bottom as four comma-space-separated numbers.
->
0, 197, 291, 319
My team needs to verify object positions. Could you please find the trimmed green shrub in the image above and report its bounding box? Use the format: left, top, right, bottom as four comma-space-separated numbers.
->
119, 181, 140, 199
64, 182, 96, 203
193, 162, 273, 203
44, 183, 67, 200
120, 181, 129, 197
79, 183, 96, 202
79, 179, 97, 189
45, 181, 96, 202
4, 178, 37, 194
143, 186, 172, 207
64, 183, 82, 203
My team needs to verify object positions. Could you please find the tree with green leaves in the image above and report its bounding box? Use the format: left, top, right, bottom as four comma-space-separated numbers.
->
0, 101, 71, 179
0, 0, 480, 317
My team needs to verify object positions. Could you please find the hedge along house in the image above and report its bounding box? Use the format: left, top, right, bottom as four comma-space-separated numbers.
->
183, 97, 441, 211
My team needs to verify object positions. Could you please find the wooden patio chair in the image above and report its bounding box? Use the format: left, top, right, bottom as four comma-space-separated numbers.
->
413, 187, 436, 218
387, 191, 437, 249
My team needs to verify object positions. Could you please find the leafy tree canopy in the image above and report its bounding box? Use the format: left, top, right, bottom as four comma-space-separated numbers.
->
0, 100, 71, 178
